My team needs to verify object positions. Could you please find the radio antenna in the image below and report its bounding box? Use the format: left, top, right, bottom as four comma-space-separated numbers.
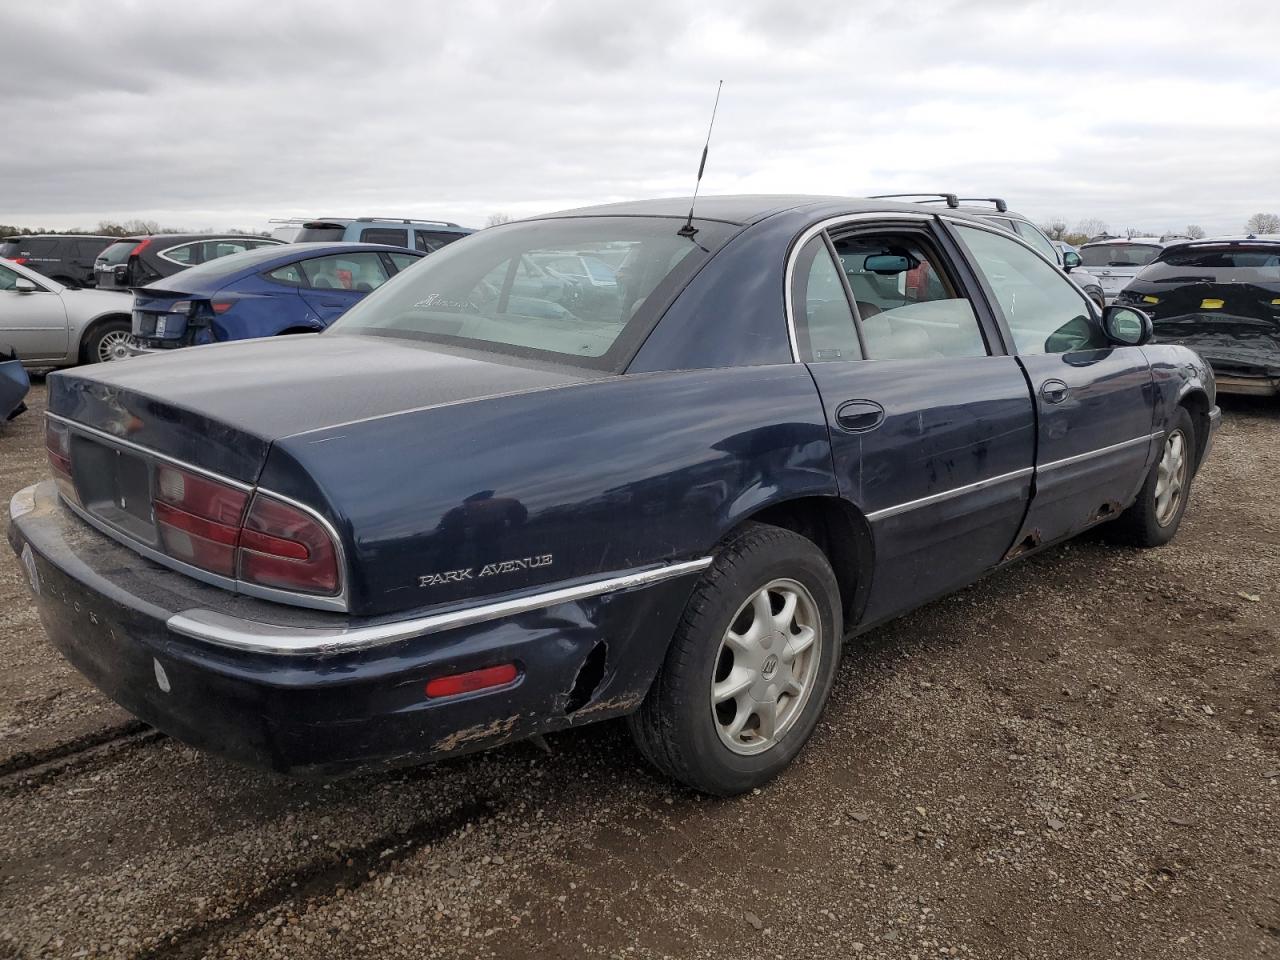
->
678, 80, 723, 238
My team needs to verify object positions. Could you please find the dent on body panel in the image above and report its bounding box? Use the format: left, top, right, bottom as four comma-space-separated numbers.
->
276, 364, 834, 616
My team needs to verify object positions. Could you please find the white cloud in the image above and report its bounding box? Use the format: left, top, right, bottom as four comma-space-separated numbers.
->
1, 0, 1277, 236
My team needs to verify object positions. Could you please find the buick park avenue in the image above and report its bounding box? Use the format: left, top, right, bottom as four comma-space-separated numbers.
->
8, 196, 1220, 795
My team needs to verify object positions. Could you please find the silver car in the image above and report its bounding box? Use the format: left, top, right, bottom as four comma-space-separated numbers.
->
0, 257, 134, 365
1078, 237, 1167, 304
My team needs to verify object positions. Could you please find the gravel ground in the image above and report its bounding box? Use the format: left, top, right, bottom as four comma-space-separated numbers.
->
1, 380, 1277, 960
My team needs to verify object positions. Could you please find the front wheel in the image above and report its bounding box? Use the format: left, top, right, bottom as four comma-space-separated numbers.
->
81, 319, 135, 363
628, 524, 842, 795
1108, 407, 1196, 547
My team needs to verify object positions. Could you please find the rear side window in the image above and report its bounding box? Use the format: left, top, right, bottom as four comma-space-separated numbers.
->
159, 242, 200, 265
791, 236, 861, 362
98, 241, 140, 265
203, 240, 252, 261
359, 228, 409, 247
387, 252, 420, 272
300, 252, 390, 292
266, 263, 304, 285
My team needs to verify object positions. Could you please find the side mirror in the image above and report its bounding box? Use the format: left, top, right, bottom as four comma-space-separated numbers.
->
1062, 250, 1082, 272
1102, 305, 1153, 346
14, 278, 38, 293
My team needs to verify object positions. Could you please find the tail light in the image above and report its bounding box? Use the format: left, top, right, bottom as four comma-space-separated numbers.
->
12, 256, 28, 265
130, 237, 153, 259
154, 465, 248, 577
425, 664, 519, 699
239, 495, 340, 594
44, 419, 78, 504
211, 299, 235, 314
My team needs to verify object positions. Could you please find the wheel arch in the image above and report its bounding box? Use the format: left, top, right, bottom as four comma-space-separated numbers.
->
1177, 388, 1212, 468
77, 312, 133, 362
721, 495, 874, 631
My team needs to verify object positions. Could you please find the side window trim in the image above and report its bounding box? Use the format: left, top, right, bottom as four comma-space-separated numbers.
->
820, 231, 868, 358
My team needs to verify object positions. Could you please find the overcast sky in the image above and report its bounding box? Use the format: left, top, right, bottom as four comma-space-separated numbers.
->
2, 0, 1277, 236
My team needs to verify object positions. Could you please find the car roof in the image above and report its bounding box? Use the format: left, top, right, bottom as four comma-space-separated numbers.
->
1161, 236, 1280, 251
109, 233, 282, 246
1081, 237, 1166, 247
2, 234, 116, 241
530, 194, 1002, 227
301, 217, 468, 230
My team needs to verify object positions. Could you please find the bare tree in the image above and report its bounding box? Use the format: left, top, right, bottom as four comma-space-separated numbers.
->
485, 213, 513, 228
1246, 212, 1280, 234
1184, 224, 1206, 239
1041, 219, 1068, 241
1075, 218, 1109, 241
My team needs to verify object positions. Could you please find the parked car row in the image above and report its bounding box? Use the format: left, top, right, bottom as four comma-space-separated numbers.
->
9, 193, 1220, 797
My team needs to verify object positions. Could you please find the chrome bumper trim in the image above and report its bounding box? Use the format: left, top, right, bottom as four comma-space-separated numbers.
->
167, 557, 714, 655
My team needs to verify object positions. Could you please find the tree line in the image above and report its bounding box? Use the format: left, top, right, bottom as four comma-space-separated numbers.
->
1039, 213, 1280, 246
0, 220, 270, 238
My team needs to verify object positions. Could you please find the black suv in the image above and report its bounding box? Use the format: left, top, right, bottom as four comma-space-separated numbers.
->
0, 235, 116, 287
93, 234, 283, 290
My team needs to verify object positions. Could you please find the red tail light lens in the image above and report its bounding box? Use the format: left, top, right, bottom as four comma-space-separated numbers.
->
425, 664, 519, 699
211, 299, 235, 314
153, 466, 248, 577
12, 256, 28, 265
239, 495, 340, 594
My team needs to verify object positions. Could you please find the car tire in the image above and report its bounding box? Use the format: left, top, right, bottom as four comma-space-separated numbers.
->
1108, 407, 1196, 548
627, 523, 842, 796
81, 319, 134, 364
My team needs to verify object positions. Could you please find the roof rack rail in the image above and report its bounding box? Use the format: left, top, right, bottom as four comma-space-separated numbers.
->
354, 217, 461, 228
870, 193, 959, 208
951, 197, 1008, 213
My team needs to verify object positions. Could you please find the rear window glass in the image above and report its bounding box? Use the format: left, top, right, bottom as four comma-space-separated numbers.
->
295, 224, 348, 243
1080, 243, 1161, 268
1158, 246, 1280, 269
21, 238, 56, 256
0, 241, 19, 258
99, 241, 141, 265
328, 216, 735, 371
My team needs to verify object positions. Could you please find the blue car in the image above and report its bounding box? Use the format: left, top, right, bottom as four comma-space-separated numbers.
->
0, 344, 29, 420
131, 242, 424, 350
10, 196, 1219, 795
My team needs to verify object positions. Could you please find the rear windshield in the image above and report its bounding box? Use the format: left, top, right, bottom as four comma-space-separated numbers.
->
1080, 243, 1161, 268
295, 224, 348, 243
99, 240, 141, 265
327, 216, 737, 371
0, 240, 19, 258
1157, 245, 1280, 269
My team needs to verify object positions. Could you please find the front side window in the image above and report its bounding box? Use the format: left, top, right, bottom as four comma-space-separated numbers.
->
301, 252, 390, 292
834, 233, 987, 360
0, 264, 22, 290
791, 237, 861, 362
956, 224, 1104, 355
328, 216, 735, 370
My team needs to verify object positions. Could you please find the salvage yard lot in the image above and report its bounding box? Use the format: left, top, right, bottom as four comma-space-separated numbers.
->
1, 381, 1278, 960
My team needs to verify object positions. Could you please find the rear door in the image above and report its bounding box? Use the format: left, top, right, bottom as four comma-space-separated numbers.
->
952, 222, 1156, 549
0, 263, 70, 360
297, 252, 392, 324
796, 218, 1037, 625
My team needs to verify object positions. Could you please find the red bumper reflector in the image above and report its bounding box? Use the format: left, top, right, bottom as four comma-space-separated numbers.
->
425, 664, 519, 699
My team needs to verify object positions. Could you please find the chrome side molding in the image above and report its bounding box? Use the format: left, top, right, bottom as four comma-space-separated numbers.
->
167, 557, 714, 655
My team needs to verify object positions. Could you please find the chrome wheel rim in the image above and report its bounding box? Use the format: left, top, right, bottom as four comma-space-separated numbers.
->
97, 329, 135, 362
1154, 429, 1188, 526
711, 578, 822, 756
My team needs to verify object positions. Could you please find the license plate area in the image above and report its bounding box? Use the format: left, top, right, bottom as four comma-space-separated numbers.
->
71, 437, 158, 545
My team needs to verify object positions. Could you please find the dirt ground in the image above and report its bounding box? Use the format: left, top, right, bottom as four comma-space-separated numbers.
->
1, 379, 1277, 960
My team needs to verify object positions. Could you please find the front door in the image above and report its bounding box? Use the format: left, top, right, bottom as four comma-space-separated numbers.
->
0, 264, 69, 361
793, 222, 1037, 626
951, 223, 1156, 549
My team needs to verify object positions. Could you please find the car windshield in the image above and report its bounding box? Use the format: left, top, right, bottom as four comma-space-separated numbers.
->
1080, 243, 1161, 268
328, 216, 737, 371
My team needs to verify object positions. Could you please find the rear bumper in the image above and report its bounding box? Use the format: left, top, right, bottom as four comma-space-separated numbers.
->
9, 481, 702, 776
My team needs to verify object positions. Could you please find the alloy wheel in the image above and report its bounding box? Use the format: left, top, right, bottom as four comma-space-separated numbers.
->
711, 578, 822, 756
97, 329, 135, 362
1154, 429, 1188, 526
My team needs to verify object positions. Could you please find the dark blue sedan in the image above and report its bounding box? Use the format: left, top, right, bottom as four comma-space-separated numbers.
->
130, 242, 423, 350
9, 196, 1220, 795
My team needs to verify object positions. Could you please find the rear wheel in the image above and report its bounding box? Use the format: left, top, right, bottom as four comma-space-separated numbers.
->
81, 319, 134, 363
1108, 407, 1195, 547
628, 524, 842, 795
